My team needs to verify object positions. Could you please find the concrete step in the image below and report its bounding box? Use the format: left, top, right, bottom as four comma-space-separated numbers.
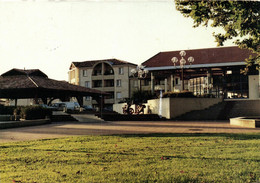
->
71, 114, 104, 123
96, 113, 167, 121
175, 102, 226, 121
51, 112, 78, 122
227, 100, 260, 118
175, 100, 260, 121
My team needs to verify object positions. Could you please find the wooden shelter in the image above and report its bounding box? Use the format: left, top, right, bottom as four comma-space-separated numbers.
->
0, 69, 107, 106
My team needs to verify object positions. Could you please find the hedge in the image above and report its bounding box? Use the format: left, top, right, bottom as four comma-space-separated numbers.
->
20, 106, 52, 120
0, 105, 16, 115
162, 91, 196, 98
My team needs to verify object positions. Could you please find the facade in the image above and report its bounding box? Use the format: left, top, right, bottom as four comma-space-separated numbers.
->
140, 46, 259, 99
68, 59, 137, 109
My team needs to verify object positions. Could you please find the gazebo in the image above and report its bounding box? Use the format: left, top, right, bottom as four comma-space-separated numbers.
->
0, 69, 107, 107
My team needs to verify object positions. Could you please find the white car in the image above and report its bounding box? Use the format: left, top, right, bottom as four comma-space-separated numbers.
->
63, 102, 80, 112
52, 102, 80, 112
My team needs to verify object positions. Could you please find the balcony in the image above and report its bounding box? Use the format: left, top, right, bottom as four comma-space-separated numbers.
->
92, 80, 102, 88
92, 75, 103, 80
103, 87, 114, 91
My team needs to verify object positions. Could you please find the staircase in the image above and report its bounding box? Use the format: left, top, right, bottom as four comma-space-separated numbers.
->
71, 114, 104, 123
174, 100, 260, 121
174, 102, 226, 121
226, 100, 260, 118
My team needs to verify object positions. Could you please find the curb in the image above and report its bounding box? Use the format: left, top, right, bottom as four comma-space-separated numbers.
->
0, 119, 51, 129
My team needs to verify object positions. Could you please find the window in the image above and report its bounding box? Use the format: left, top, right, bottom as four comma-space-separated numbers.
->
105, 79, 114, 87
119, 67, 124, 75
93, 80, 102, 88
83, 70, 87, 77
175, 78, 179, 85
116, 92, 122, 99
134, 80, 138, 87
105, 92, 114, 99
85, 81, 91, 88
116, 79, 121, 87
85, 96, 91, 101
144, 79, 150, 86
159, 79, 165, 85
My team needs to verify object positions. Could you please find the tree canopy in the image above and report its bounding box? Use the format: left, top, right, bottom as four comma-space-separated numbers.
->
175, 0, 260, 72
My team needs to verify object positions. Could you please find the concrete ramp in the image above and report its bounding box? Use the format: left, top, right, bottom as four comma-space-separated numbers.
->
71, 114, 105, 123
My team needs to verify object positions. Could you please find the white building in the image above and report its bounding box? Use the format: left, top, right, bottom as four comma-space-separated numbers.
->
69, 59, 137, 110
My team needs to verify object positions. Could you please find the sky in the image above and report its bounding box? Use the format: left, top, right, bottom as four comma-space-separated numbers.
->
0, 0, 235, 81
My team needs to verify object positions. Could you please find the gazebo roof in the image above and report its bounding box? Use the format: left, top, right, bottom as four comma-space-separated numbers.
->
0, 69, 107, 100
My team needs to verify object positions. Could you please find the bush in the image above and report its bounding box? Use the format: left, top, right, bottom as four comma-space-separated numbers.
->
0, 105, 16, 115
162, 91, 196, 98
20, 106, 52, 120
201, 94, 215, 98
131, 90, 155, 104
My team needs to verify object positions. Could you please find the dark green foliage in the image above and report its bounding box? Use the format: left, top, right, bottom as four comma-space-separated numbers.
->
13, 107, 22, 115
20, 106, 52, 120
201, 93, 215, 98
175, 0, 260, 71
131, 90, 155, 104
0, 105, 16, 115
163, 91, 196, 98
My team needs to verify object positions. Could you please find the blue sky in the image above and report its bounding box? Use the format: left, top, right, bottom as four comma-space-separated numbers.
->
0, 0, 235, 80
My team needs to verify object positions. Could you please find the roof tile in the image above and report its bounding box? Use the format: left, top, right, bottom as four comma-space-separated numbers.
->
142, 46, 254, 68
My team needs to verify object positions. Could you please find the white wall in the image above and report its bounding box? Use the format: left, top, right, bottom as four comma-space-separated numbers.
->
249, 75, 259, 99
113, 98, 222, 119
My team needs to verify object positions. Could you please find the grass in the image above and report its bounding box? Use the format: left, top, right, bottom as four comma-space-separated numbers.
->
1, 133, 260, 183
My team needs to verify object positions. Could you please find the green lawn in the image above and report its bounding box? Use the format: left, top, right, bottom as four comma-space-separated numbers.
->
1, 133, 260, 183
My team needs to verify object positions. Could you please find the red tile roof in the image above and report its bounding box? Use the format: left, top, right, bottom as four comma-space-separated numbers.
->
142, 46, 254, 68
70, 58, 137, 69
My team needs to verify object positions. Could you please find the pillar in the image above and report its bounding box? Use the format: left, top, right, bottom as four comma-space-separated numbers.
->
164, 78, 168, 92
76, 96, 84, 107
207, 68, 212, 94
170, 74, 174, 91
14, 99, 18, 107
259, 70, 260, 98
138, 79, 142, 91
223, 69, 227, 99
151, 72, 155, 95
42, 98, 48, 105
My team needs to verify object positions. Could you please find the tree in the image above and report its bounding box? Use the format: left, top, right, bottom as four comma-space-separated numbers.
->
175, 0, 260, 72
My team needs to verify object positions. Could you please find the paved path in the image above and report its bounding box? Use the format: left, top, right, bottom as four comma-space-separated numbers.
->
0, 121, 260, 143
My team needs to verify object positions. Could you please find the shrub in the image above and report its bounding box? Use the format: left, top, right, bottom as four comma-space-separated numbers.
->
131, 90, 155, 104
0, 105, 16, 115
201, 94, 215, 98
162, 91, 196, 98
20, 106, 52, 120
13, 107, 22, 115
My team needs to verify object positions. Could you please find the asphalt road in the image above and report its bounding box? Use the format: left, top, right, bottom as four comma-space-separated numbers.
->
1, 120, 260, 143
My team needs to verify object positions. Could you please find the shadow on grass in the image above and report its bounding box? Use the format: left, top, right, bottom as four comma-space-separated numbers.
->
109, 133, 260, 140
160, 154, 260, 162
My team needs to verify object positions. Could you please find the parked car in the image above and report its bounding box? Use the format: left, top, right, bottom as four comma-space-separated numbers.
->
52, 102, 80, 112
39, 104, 57, 110
83, 105, 95, 112
51, 103, 66, 111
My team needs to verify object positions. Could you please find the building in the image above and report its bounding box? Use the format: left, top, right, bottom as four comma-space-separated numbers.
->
69, 59, 137, 110
140, 46, 259, 99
